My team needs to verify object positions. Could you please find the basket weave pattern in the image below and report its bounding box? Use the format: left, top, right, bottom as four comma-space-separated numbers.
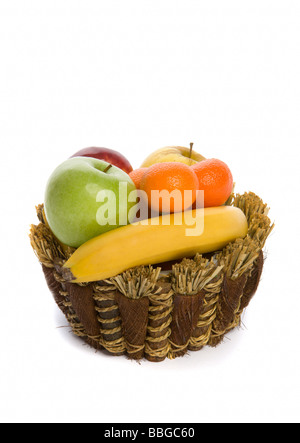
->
30, 192, 273, 362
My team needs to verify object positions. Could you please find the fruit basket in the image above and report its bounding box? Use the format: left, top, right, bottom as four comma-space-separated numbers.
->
30, 191, 274, 362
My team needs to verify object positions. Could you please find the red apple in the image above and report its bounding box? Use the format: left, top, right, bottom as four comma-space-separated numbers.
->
71, 147, 133, 174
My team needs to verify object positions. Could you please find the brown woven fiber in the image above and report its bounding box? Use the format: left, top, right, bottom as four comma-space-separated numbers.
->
30, 192, 274, 362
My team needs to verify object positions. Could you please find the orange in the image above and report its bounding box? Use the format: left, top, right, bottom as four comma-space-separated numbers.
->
140, 162, 199, 213
191, 158, 233, 207
129, 168, 148, 189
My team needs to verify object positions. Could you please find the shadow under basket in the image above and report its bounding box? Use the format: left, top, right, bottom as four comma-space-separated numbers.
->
30, 192, 274, 362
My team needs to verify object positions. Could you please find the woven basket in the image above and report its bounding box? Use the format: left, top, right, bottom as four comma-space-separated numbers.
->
29, 191, 273, 362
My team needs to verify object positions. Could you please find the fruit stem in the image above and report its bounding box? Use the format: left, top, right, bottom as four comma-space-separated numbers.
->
103, 164, 113, 173
189, 142, 194, 159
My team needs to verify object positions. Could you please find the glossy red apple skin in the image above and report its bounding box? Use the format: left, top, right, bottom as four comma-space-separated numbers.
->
71, 147, 133, 174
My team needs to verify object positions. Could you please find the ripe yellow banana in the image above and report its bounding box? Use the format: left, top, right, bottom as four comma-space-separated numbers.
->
63, 206, 248, 283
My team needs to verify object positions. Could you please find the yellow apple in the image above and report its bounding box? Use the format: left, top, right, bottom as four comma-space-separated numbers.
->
140, 145, 206, 168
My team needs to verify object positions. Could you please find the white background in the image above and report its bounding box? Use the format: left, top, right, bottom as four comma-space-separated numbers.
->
0, 0, 299, 424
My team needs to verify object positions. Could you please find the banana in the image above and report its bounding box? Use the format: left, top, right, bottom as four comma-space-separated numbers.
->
63, 206, 248, 283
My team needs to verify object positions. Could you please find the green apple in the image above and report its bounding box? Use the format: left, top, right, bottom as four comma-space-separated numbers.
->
44, 157, 137, 248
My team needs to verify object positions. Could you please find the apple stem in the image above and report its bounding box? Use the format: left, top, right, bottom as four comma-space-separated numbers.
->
103, 164, 113, 173
189, 142, 194, 159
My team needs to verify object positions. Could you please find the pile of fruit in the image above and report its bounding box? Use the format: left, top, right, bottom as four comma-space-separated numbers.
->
30, 144, 273, 361
42, 144, 248, 283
